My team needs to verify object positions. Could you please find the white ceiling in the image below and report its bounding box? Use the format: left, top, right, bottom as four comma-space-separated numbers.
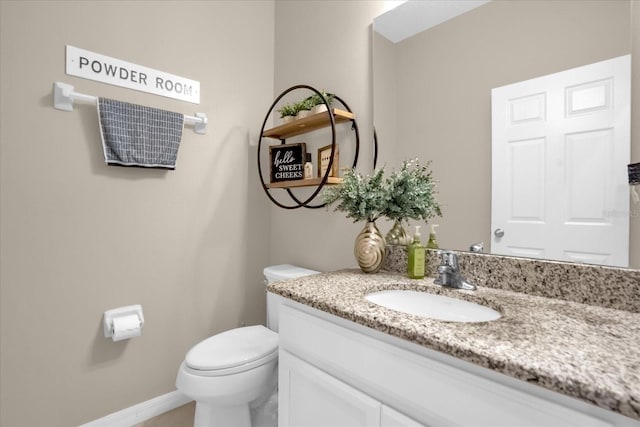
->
374, 0, 490, 43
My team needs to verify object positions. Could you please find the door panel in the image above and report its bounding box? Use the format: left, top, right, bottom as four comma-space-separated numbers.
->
491, 55, 630, 266
279, 350, 381, 427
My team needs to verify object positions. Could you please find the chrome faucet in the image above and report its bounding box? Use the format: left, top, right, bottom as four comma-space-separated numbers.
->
434, 250, 476, 291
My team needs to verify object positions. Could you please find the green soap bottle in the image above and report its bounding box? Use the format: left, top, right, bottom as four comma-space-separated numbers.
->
427, 224, 439, 249
407, 225, 425, 279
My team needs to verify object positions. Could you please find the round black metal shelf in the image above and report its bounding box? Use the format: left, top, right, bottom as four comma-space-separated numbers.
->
257, 84, 360, 209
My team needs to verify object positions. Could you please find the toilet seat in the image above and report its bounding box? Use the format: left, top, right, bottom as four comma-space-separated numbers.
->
184, 325, 278, 377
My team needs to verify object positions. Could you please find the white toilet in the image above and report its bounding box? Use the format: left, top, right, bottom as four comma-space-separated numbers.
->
176, 264, 319, 427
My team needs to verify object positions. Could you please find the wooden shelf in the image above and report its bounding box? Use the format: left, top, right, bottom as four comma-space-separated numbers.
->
263, 108, 355, 140
267, 177, 342, 189
257, 86, 359, 208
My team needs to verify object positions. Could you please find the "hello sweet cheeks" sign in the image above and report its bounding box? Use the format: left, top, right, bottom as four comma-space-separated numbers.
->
269, 143, 306, 183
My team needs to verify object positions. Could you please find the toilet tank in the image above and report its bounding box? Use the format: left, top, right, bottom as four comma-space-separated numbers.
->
264, 264, 319, 332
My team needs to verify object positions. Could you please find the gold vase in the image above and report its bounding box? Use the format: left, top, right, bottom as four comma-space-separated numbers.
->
354, 221, 386, 274
385, 219, 411, 246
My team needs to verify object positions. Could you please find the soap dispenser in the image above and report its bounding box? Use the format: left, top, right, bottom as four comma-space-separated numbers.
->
407, 225, 425, 279
427, 224, 439, 249
304, 153, 313, 179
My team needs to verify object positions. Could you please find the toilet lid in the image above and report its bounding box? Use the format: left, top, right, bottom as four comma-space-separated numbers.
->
185, 325, 278, 371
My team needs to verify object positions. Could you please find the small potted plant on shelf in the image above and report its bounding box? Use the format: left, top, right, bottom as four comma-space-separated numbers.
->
295, 97, 315, 119
277, 103, 298, 123
309, 90, 335, 114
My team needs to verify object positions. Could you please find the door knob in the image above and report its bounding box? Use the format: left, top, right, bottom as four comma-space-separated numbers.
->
494, 228, 505, 238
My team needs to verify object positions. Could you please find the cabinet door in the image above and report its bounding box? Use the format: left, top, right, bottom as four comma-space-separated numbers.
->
381, 405, 425, 427
279, 350, 381, 427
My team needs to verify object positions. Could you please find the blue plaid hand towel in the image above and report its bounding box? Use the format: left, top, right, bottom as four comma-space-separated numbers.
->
97, 98, 185, 169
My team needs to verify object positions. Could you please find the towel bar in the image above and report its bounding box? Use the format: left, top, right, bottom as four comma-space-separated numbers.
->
53, 82, 207, 135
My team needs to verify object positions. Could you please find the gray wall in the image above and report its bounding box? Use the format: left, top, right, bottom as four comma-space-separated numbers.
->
0, 1, 273, 425
269, 1, 388, 272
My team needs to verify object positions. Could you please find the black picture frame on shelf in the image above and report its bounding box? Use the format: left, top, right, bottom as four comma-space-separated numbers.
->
269, 142, 307, 183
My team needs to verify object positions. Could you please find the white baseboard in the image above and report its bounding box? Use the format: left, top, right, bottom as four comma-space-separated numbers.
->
79, 390, 192, 427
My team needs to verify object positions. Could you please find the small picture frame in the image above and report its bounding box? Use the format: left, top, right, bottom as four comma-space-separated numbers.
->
318, 144, 340, 178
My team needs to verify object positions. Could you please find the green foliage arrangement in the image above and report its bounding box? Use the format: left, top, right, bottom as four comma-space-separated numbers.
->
322, 158, 442, 224
277, 103, 298, 118
322, 168, 388, 222
383, 158, 442, 222
277, 90, 334, 118
296, 97, 315, 112
308, 90, 335, 108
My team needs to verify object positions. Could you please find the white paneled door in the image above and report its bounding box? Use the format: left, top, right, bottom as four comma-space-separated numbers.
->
491, 55, 630, 267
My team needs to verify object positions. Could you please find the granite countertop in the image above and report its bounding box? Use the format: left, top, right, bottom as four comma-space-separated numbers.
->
267, 269, 640, 421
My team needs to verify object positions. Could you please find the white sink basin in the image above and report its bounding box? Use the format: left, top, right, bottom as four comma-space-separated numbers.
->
365, 290, 501, 323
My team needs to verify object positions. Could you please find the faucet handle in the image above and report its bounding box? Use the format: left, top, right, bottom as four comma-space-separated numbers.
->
435, 250, 476, 290
437, 250, 458, 268
448, 252, 459, 269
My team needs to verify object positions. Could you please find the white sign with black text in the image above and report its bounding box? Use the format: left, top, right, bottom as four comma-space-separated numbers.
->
65, 45, 200, 104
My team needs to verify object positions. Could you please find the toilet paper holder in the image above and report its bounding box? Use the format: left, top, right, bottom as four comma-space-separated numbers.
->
103, 304, 144, 340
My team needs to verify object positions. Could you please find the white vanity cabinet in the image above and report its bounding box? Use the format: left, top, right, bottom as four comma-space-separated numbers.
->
279, 350, 422, 427
381, 406, 423, 427
279, 350, 381, 426
276, 300, 638, 427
